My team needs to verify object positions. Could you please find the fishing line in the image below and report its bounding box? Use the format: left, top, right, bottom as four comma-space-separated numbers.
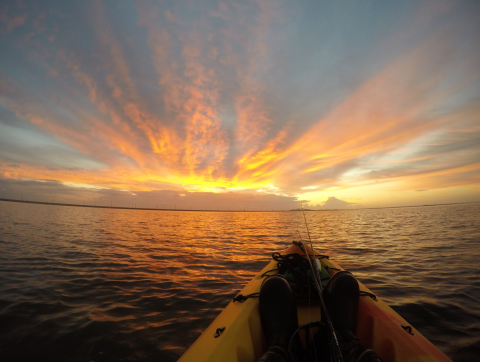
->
288, 214, 321, 360
300, 209, 344, 362
286, 211, 342, 361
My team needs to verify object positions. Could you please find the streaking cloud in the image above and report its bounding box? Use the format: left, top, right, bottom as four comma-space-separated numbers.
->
0, 0, 479, 208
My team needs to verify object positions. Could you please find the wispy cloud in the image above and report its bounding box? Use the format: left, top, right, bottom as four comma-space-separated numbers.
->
0, 0, 479, 207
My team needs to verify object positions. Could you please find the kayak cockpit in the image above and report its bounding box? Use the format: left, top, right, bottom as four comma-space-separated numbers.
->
178, 242, 451, 362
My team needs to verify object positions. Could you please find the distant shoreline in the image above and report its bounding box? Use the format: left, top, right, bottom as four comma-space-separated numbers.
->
1, 197, 478, 212
0, 198, 250, 212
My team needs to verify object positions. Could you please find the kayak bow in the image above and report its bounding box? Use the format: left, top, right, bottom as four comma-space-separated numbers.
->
178, 242, 452, 362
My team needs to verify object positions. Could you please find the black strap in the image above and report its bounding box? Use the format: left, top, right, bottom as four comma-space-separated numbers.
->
261, 268, 279, 277
232, 292, 260, 303
360, 291, 377, 301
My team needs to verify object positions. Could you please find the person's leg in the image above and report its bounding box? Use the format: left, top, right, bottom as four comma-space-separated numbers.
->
324, 271, 383, 362
257, 275, 298, 362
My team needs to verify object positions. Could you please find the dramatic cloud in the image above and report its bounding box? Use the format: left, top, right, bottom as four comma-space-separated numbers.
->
321, 197, 356, 209
1, 0, 479, 208
303, 197, 358, 210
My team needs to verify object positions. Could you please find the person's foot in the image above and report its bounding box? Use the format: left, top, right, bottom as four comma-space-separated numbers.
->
323, 271, 359, 342
324, 271, 384, 362
339, 339, 383, 362
259, 275, 298, 348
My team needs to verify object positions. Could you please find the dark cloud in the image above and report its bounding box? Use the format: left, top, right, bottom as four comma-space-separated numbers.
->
0, 177, 301, 210
304, 197, 358, 210
321, 196, 357, 209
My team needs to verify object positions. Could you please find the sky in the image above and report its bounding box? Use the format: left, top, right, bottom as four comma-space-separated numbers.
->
0, 0, 479, 210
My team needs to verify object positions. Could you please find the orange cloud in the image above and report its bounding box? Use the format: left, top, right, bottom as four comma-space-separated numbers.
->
0, 0, 478, 208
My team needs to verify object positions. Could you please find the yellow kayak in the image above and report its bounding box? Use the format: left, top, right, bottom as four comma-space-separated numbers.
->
178, 242, 452, 362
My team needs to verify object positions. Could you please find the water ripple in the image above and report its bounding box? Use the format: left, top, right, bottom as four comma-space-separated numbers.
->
0, 202, 479, 361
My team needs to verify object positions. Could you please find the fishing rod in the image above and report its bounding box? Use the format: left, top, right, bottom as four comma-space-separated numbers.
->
297, 209, 344, 362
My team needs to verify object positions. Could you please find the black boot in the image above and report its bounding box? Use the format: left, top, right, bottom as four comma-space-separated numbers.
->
324, 271, 383, 362
323, 271, 359, 342
257, 275, 298, 362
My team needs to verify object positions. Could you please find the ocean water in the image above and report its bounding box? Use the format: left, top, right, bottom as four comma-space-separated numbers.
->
0, 201, 479, 362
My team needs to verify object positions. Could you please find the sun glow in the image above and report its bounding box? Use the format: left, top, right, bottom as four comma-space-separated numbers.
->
1, 1, 479, 208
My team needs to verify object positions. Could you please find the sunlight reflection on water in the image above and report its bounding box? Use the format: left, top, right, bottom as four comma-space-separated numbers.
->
0, 201, 479, 361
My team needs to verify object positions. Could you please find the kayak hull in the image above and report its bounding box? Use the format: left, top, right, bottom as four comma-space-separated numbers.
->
179, 243, 451, 362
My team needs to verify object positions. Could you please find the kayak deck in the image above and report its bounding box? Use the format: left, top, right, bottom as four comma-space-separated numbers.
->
178, 242, 451, 362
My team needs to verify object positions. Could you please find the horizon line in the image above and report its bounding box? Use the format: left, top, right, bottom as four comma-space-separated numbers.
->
1, 198, 479, 212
